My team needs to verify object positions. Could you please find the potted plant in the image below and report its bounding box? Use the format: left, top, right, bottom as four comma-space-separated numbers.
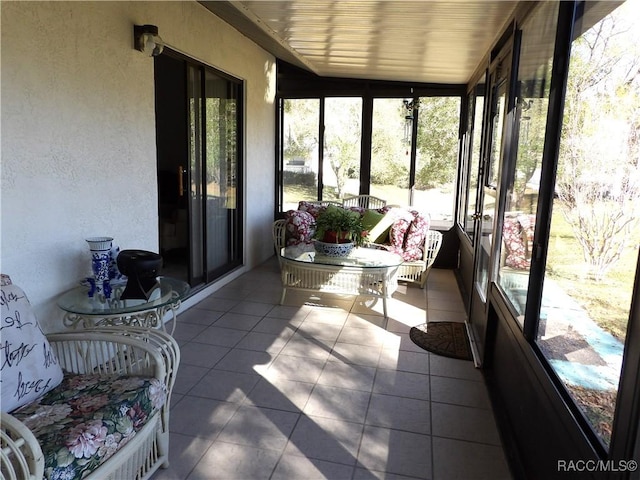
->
313, 206, 367, 246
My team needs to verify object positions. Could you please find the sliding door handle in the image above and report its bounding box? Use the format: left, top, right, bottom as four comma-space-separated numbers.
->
178, 166, 186, 197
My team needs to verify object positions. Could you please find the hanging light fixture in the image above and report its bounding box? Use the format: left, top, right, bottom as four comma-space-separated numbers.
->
403, 98, 419, 144
133, 24, 164, 57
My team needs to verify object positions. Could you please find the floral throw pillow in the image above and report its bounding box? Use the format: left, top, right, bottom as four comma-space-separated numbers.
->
1, 274, 64, 413
388, 208, 414, 249
403, 210, 430, 261
373, 209, 410, 260
503, 217, 530, 269
285, 210, 316, 245
297, 201, 326, 220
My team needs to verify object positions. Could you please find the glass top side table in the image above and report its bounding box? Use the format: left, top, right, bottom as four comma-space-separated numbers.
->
57, 276, 190, 334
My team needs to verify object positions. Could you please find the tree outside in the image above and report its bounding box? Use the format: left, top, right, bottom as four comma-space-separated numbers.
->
324, 98, 362, 200
556, 5, 640, 282
415, 97, 461, 190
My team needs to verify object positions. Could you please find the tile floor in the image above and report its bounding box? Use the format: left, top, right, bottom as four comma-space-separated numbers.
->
152, 257, 512, 480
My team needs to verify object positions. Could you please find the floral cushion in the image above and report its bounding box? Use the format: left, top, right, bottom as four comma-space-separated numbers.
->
373, 208, 412, 259
517, 214, 535, 245
297, 201, 326, 220
285, 210, 316, 245
503, 215, 535, 269
12, 373, 166, 480
402, 210, 430, 261
345, 206, 365, 216
388, 209, 414, 249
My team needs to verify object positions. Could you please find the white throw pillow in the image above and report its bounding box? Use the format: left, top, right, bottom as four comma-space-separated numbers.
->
1, 274, 64, 412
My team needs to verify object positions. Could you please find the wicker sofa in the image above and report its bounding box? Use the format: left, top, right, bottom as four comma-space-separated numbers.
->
280, 201, 442, 288
0, 275, 179, 480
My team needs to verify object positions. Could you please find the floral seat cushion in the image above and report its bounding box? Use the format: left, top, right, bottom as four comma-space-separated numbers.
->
12, 373, 166, 480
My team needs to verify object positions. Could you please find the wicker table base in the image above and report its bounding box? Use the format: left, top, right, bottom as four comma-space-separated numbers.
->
279, 245, 403, 319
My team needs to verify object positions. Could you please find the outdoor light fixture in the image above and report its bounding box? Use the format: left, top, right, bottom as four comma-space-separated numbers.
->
133, 24, 164, 57
403, 98, 419, 144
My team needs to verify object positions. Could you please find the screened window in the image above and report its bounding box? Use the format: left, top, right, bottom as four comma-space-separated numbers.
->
497, 1, 558, 323
278, 94, 461, 222
324, 98, 362, 202
415, 97, 461, 224
282, 99, 320, 211
536, 0, 639, 448
370, 98, 412, 204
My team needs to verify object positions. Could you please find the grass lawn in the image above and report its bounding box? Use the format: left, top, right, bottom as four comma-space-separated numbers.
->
546, 209, 638, 341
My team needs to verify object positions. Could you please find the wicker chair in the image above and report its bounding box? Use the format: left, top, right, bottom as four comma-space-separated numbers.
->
397, 230, 443, 288
342, 195, 387, 209
272, 219, 287, 268
1, 326, 179, 480
303, 200, 342, 208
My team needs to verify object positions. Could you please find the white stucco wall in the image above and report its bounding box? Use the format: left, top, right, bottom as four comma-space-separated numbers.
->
1, 1, 276, 331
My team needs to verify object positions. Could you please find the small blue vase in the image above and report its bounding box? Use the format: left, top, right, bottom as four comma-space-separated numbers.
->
86, 237, 113, 298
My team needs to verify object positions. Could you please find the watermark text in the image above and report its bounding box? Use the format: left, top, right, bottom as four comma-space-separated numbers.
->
558, 460, 637, 472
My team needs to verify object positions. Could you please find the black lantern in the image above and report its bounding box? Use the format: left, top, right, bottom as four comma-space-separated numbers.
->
117, 250, 163, 300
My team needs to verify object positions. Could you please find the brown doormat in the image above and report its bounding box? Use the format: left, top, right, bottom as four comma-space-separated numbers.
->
409, 322, 473, 361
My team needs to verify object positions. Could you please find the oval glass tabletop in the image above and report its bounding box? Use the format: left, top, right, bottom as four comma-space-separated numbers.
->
281, 244, 404, 268
57, 276, 190, 316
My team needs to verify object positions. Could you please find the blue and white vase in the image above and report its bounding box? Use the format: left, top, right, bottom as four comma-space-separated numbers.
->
108, 244, 125, 283
86, 237, 114, 298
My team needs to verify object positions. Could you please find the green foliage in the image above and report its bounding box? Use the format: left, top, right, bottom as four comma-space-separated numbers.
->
313, 206, 366, 245
283, 99, 319, 163
370, 99, 409, 186
414, 97, 461, 189
324, 98, 362, 198
283, 170, 316, 187
205, 97, 238, 188
371, 160, 408, 186
282, 96, 461, 201
555, 7, 640, 281
415, 154, 454, 189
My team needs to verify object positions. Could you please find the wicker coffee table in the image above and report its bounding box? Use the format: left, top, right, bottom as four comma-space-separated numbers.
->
279, 244, 403, 319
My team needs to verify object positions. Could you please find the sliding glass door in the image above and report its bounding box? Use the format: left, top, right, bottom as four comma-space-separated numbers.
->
156, 52, 243, 287
468, 49, 513, 359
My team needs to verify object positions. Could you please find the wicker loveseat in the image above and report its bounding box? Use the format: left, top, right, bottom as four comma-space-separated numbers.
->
279, 201, 442, 288
0, 275, 179, 480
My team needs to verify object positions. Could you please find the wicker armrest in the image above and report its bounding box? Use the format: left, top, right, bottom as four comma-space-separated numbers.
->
1, 411, 44, 480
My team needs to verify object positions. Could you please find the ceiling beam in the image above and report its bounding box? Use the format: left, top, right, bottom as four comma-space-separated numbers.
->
199, 1, 317, 73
